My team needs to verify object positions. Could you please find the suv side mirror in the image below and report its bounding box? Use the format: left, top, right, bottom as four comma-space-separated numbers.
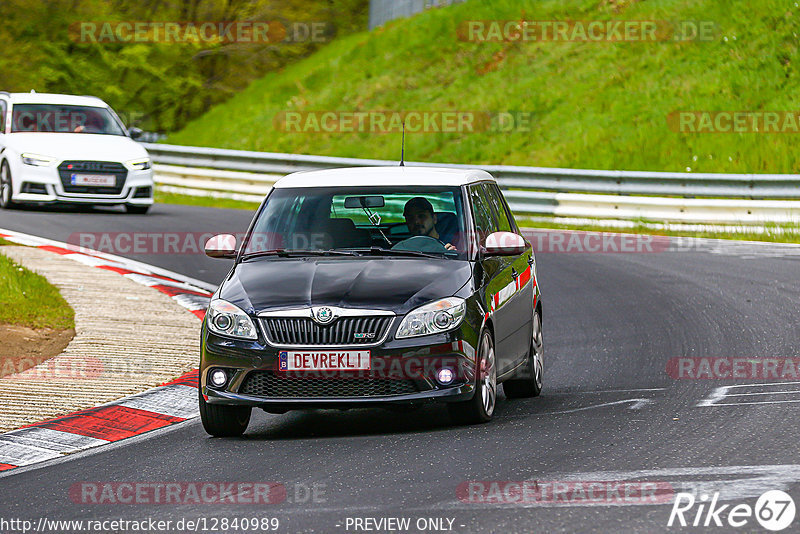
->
484, 231, 526, 256
205, 234, 237, 258
129, 127, 144, 140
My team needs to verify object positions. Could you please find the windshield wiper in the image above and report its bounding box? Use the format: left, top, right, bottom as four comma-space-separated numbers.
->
241, 249, 359, 260
350, 247, 447, 259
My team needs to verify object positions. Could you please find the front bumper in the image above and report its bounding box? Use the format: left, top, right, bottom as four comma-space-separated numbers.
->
200, 326, 480, 408
12, 162, 154, 205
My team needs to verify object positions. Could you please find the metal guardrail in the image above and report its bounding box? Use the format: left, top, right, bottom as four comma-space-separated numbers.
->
144, 143, 800, 225
368, 0, 466, 29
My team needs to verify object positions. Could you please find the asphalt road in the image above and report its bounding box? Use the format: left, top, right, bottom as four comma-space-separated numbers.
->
2, 203, 800, 533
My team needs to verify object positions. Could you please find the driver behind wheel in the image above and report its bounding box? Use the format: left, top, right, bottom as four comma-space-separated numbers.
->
403, 197, 457, 250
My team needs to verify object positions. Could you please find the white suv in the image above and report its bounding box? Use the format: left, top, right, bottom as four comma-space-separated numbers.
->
0, 92, 154, 213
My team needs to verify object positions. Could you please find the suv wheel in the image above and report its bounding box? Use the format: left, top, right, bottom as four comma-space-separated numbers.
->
449, 330, 496, 424
0, 161, 16, 209
199, 388, 251, 437
504, 309, 543, 399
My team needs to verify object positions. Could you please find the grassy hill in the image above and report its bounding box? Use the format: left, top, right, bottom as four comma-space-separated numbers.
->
168, 0, 800, 174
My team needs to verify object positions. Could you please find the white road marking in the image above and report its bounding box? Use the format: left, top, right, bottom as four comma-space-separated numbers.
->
116, 384, 199, 419
0, 441, 62, 466
536, 398, 655, 415
173, 293, 212, 311
0, 427, 109, 453
124, 273, 205, 291
697, 381, 800, 407
547, 387, 666, 396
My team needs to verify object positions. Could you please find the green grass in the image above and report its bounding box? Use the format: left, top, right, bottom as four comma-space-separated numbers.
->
518, 217, 800, 243
0, 253, 75, 330
154, 190, 261, 211
167, 0, 800, 175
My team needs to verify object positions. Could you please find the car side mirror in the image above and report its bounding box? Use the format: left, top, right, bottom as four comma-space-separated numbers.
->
205, 234, 237, 258
484, 231, 526, 256
129, 127, 143, 140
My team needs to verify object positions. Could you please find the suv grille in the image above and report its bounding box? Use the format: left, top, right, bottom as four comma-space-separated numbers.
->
58, 161, 127, 195
260, 316, 393, 346
239, 371, 417, 398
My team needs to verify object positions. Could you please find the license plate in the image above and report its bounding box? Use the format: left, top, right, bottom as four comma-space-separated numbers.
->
70, 174, 116, 186
278, 350, 370, 371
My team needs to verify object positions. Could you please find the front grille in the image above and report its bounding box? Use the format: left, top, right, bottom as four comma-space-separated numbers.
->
261, 316, 393, 346
240, 371, 418, 398
57, 161, 127, 195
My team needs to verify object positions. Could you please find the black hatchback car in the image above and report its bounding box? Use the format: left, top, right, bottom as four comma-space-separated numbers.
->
199, 167, 543, 436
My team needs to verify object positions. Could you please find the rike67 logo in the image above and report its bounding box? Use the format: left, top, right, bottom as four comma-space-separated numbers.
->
668, 490, 796, 531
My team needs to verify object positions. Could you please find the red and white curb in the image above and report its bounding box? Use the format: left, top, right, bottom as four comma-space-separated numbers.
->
0, 228, 214, 474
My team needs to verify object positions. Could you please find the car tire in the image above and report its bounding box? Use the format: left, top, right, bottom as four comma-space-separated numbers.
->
448, 330, 496, 425
125, 204, 150, 214
0, 161, 17, 209
199, 388, 251, 437
503, 309, 543, 399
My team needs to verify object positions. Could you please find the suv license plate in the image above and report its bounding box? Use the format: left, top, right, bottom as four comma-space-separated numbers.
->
278, 351, 370, 371
71, 174, 116, 186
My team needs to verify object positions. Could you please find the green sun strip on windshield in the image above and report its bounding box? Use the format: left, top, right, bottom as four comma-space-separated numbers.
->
330, 193, 457, 225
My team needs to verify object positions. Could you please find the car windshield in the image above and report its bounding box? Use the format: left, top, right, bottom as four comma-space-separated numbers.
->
243, 185, 469, 260
10, 104, 126, 135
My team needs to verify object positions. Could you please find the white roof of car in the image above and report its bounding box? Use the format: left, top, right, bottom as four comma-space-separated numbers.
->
274, 166, 495, 188
3, 92, 108, 107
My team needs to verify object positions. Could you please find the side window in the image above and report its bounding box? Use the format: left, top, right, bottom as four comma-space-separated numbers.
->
0, 101, 6, 133
483, 183, 514, 233
469, 184, 498, 244
245, 194, 306, 253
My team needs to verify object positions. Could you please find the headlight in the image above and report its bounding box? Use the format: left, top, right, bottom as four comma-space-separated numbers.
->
206, 299, 257, 340
396, 297, 466, 339
21, 153, 55, 167
126, 158, 151, 171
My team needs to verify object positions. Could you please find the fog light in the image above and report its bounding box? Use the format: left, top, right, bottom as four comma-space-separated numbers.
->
209, 368, 228, 387
436, 368, 455, 385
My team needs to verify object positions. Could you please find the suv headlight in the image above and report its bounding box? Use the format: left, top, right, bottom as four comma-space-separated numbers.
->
126, 158, 151, 171
206, 299, 257, 340
396, 297, 466, 339
21, 153, 55, 167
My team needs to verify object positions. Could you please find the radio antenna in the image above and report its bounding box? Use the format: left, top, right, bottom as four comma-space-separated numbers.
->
399, 121, 405, 167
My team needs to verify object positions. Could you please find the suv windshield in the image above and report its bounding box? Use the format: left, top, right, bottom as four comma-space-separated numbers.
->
10, 104, 126, 135
243, 186, 469, 259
